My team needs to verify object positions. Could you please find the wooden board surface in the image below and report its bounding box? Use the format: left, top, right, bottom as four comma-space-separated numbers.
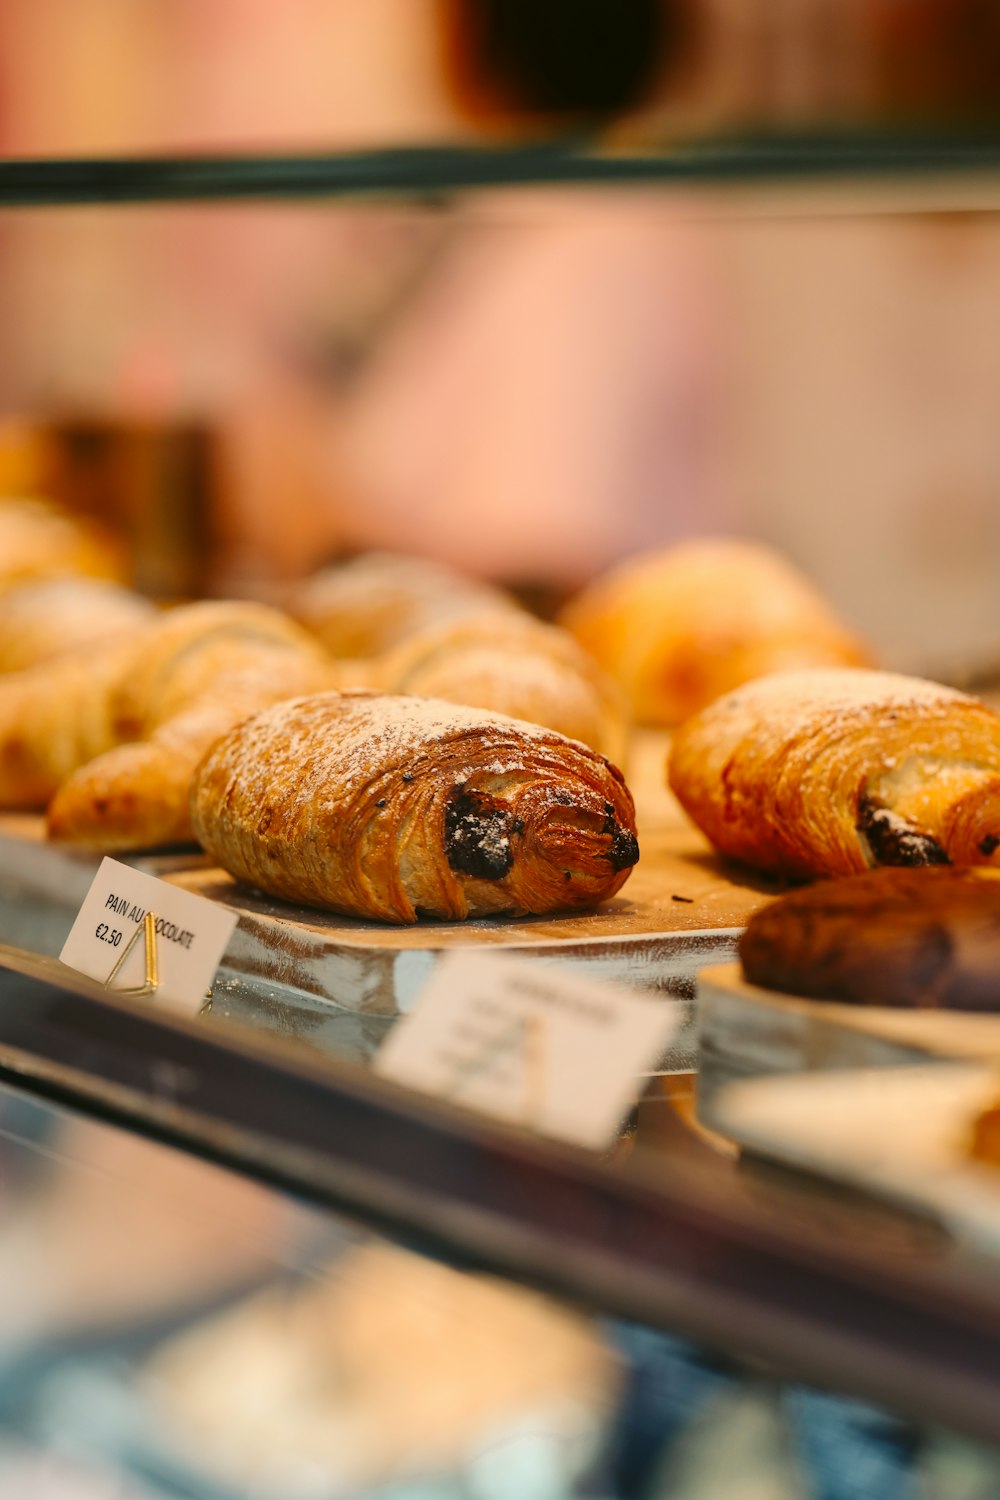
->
0, 802, 781, 1068
697, 961, 1000, 1131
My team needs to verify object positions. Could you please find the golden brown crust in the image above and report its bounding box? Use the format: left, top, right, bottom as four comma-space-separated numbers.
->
190, 692, 639, 923
0, 579, 155, 672
374, 616, 626, 760
0, 639, 138, 807
560, 539, 870, 727
668, 668, 1000, 879
739, 866, 1000, 1008
288, 552, 523, 659
46, 602, 336, 850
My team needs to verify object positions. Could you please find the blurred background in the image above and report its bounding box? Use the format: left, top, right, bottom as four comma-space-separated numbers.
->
1, 2, 1000, 676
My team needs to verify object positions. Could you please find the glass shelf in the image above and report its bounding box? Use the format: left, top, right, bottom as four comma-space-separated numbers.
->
4, 131, 1000, 206
2, 939, 1000, 1453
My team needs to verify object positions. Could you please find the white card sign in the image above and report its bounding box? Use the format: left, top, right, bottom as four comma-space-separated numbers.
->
60, 858, 238, 1016
374, 951, 678, 1151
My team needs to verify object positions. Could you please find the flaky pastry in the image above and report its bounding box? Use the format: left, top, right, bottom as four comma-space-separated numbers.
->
373, 615, 626, 759
669, 667, 1000, 879
0, 639, 137, 807
0, 578, 155, 672
288, 551, 523, 659
190, 692, 639, 922
45, 601, 335, 849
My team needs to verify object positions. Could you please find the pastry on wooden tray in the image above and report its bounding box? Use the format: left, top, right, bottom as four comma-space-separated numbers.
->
0, 496, 126, 591
560, 538, 870, 726
0, 578, 155, 672
190, 692, 639, 922
669, 668, 1000, 879
46, 601, 335, 849
288, 550, 524, 659
739, 865, 1000, 1009
372, 615, 626, 759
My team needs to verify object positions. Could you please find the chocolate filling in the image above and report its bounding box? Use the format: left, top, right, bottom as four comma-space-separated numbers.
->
444, 789, 516, 880
856, 795, 950, 869
980, 834, 1000, 857
602, 802, 640, 872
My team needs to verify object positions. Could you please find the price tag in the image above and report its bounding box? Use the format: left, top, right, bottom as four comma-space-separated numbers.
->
60, 857, 238, 1016
374, 951, 678, 1151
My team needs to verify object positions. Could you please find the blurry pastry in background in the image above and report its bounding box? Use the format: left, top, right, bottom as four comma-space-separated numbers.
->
288, 551, 525, 660
373, 615, 626, 759
560, 538, 870, 726
0, 578, 156, 673
144, 1241, 618, 1497
0, 496, 128, 592
0, 639, 139, 808
46, 601, 336, 850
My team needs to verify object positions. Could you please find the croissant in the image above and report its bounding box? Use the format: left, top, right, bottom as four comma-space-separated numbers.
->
561, 538, 870, 726
371, 616, 626, 760
190, 693, 639, 922
46, 602, 336, 850
0, 578, 156, 672
0, 639, 138, 807
288, 551, 524, 659
668, 667, 1000, 879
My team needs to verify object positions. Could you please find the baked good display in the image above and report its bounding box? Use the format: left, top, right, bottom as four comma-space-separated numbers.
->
288, 550, 524, 659
373, 614, 626, 759
143, 1242, 617, 1498
668, 667, 1000, 879
0, 578, 155, 672
739, 865, 1000, 1009
0, 496, 127, 591
190, 692, 639, 922
45, 601, 335, 850
560, 538, 870, 726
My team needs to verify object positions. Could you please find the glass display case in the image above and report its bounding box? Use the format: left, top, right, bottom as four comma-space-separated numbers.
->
5, 8, 1000, 1492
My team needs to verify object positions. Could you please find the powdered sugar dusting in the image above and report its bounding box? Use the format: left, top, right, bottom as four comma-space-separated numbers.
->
700, 668, 978, 762
214, 691, 598, 816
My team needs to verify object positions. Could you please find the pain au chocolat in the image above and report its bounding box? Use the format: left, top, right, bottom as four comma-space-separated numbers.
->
668, 668, 1000, 880
189, 693, 639, 923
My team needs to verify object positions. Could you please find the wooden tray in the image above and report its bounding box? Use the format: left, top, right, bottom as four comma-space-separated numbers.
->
696, 961, 1000, 1130
0, 814, 780, 1072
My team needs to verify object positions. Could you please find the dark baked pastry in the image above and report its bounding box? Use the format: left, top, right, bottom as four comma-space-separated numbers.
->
190, 691, 639, 923
739, 866, 1000, 1010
